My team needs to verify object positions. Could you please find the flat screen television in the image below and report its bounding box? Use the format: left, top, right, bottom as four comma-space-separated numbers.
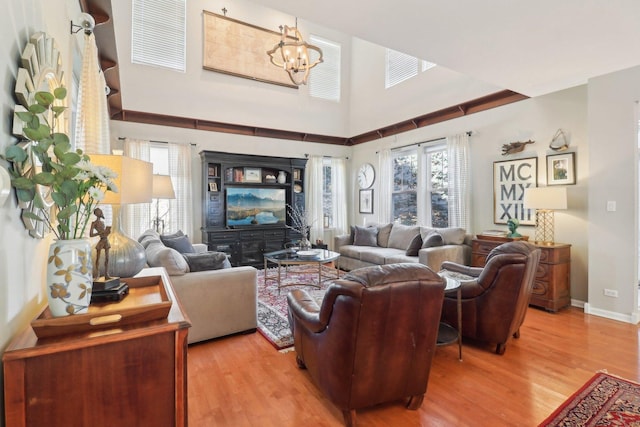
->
226, 187, 286, 227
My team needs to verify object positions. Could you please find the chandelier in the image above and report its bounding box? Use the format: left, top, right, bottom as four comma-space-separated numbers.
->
267, 23, 323, 86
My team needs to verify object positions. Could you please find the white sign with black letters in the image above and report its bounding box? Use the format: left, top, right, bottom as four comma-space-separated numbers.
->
493, 157, 537, 225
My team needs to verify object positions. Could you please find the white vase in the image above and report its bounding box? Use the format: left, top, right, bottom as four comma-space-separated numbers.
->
277, 171, 287, 184
46, 239, 93, 317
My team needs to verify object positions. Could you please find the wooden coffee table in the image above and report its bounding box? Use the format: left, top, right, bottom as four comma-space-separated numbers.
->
263, 249, 340, 293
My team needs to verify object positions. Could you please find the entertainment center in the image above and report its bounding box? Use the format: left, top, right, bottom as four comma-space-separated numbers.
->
200, 151, 307, 267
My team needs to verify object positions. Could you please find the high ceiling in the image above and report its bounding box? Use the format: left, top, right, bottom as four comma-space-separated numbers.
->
259, 0, 640, 97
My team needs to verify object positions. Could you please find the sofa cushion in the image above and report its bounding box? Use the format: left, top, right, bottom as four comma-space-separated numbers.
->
405, 234, 423, 256
182, 252, 231, 272
388, 224, 420, 250
359, 247, 402, 265
420, 226, 466, 245
160, 234, 195, 254
353, 226, 378, 247
374, 223, 393, 247
385, 253, 420, 264
422, 231, 444, 248
145, 241, 189, 276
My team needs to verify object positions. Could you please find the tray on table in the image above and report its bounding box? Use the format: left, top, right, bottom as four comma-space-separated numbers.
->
31, 275, 172, 339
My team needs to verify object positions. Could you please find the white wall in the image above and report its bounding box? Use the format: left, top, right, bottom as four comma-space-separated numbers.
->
111, 0, 353, 137
350, 86, 590, 303
586, 65, 640, 323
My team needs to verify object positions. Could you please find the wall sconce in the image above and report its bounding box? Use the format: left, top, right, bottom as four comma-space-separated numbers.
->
70, 13, 95, 35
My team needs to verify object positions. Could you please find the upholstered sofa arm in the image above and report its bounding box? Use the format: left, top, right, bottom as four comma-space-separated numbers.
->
334, 233, 353, 249
440, 261, 483, 278
192, 243, 208, 253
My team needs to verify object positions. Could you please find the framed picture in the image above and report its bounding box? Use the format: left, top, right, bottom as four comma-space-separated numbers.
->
493, 157, 537, 225
244, 167, 262, 183
208, 182, 218, 192
547, 152, 576, 185
359, 189, 373, 214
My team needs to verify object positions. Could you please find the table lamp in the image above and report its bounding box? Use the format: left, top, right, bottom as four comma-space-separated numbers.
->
152, 174, 175, 234
523, 187, 567, 245
90, 154, 153, 278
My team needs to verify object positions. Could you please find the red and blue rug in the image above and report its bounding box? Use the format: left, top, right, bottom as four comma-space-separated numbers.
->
539, 372, 640, 426
256, 265, 336, 351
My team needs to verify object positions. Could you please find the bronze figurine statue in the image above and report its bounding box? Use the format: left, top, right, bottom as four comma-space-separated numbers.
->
90, 207, 111, 279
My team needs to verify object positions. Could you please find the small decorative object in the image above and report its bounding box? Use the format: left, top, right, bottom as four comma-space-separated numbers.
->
286, 204, 314, 250
3, 86, 118, 316
501, 140, 535, 155
265, 174, 276, 183
549, 128, 569, 151
506, 218, 522, 238
359, 189, 374, 214
277, 170, 287, 184
547, 152, 576, 185
89, 208, 120, 292
46, 238, 93, 316
244, 167, 262, 182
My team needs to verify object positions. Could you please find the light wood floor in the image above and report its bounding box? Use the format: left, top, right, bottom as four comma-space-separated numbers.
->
187, 306, 640, 426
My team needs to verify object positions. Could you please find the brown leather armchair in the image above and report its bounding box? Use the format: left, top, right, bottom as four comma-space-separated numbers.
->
440, 241, 541, 355
287, 263, 445, 427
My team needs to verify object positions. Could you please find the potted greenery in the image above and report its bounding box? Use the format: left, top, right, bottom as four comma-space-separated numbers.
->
2, 87, 117, 316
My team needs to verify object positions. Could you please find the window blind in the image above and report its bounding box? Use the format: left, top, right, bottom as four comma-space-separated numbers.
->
131, 0, 186, 72
309, 35, 341, 102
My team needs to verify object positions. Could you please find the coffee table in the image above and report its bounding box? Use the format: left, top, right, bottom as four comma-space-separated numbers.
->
263, 249, 340, 293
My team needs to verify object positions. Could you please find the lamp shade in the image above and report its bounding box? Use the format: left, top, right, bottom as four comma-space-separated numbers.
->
523, 187, 567, 210
90, 154, 153, 205
152, 175, 175, 199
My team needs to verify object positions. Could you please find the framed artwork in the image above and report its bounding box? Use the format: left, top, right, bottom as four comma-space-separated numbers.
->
359, 189, 374, 214
547, 152, 576, 185
243, 167, 262, 183
493, 157, 537, 225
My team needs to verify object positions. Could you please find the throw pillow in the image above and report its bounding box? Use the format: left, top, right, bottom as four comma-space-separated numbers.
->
182, 252, 231, 272
422, 232, 444, 248
353, 226, 378, 246
388, 224, 420, 250
161, 230, 184, 239
376, 223, 393, 247
145, 242, 189, 276
160, 235, 195, 254
405, 234, 423, 256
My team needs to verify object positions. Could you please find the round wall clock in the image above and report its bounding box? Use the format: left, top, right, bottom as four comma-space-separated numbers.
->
357, 163, 375, 189
12, 32, 65, 238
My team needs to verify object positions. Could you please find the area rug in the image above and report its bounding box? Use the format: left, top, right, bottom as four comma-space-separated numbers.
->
256, 265, 338, 351
539, 372, 640, 426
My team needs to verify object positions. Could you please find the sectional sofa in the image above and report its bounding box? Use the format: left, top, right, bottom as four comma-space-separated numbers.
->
334, 223, 472, 272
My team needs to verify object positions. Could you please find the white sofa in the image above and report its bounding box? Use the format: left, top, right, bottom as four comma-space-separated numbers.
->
334, 223, 472, 272
138, 229, 257, 344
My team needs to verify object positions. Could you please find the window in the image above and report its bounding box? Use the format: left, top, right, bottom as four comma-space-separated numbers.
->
309, 35, 341, 102
385, 48, 436, 88
131, 0, 186, 72
322, 158, 333, 228
391, 141, 448, 226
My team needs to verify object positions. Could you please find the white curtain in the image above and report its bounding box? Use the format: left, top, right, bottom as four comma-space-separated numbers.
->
305, 155, 324, 243
447, 133, 471, 230
331, 157, 348, 236
74, 33, 110, 154
377, 149, 392, 224
123, 139, 152, 238
168, 143, 194, 238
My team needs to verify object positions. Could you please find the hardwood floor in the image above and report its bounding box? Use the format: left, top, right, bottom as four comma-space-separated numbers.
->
187, 307, 640, 426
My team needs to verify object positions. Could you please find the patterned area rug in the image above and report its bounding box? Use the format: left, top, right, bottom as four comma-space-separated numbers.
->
257, 264, 337, 351
539, 372, 640, 426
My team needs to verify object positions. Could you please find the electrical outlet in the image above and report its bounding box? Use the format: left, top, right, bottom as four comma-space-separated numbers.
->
603, 289, 618, 297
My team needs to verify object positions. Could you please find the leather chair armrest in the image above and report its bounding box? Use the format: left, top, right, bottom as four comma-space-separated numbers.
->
440, 261, 482, 278
288, 290, 325, 333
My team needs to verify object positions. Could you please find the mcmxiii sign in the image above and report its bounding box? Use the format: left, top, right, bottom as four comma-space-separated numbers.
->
493, 157, 537, 225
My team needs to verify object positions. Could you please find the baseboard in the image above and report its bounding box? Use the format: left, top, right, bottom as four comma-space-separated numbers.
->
583, 302, 640, 324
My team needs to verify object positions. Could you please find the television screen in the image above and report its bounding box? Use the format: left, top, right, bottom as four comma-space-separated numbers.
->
226, 187, 286, 226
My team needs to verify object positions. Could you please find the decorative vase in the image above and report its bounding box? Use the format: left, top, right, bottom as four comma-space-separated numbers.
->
299, 237, 312, 251
46, 238, 93, 317
277, 170, 287, 184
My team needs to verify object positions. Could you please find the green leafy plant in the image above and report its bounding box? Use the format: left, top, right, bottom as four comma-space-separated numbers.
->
1, 87, 117, 240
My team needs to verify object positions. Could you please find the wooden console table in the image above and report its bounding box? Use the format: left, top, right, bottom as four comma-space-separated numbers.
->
471, 238, 571, 312
3, 268, 191, 427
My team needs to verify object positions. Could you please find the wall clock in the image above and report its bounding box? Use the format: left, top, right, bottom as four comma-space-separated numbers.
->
11, 32, 65, 238
357, 163, 375, 189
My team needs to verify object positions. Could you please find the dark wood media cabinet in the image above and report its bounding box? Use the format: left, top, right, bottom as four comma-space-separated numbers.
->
200, 151, 307, 268
471, 237, 571, 312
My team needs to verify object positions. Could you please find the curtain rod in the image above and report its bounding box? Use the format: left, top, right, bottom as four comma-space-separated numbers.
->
384, 131, 473, 153
118, 136, 196, 147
